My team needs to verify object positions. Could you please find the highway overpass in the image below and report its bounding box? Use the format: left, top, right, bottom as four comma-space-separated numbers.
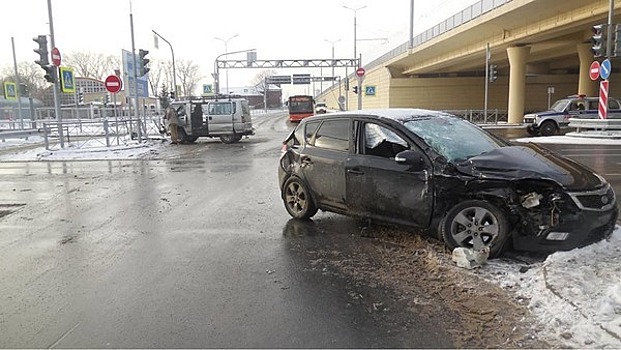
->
318, 0, 620, 123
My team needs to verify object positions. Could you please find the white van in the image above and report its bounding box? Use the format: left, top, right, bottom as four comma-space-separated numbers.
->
169, 97, 254, 143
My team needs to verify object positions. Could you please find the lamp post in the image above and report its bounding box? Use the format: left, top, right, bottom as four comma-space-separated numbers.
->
152, 30, 177, 99
324, 38, 341, 79
343, 5, 366, 67
214, 34, 239, 94
213, 48, 255, 95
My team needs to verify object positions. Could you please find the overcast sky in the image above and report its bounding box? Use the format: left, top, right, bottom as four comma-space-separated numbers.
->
1, 0, 479, 95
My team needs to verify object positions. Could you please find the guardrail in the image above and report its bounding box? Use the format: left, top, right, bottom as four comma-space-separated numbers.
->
568, 118, 621, 131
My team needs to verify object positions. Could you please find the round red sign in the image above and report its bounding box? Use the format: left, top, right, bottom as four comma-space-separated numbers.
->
105, 75, 123, 93
589, 61, 601, 81
51, 47, 61, 67
356, 67, 366, 77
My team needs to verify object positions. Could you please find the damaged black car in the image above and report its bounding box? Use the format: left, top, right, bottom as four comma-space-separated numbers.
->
278, 109, 618, 258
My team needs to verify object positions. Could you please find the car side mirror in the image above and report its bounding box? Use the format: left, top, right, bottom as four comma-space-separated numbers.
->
395, 149, 426, 170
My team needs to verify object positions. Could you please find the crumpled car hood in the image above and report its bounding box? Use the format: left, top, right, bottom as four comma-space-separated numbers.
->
456, 144, 603, 190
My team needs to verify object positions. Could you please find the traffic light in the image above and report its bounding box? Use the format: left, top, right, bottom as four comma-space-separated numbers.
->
33, 35, 56, 83
43, 65, 57, 83
489, 64, 498, 83
104, 93, 110, 105
169, 91, 175, 100
138, 49, 150, 76
344, 77, 349, 91
353, 86, 358, 94
78, 89, 84, 104
614, 24, 621, 57
592, 24, 609, 58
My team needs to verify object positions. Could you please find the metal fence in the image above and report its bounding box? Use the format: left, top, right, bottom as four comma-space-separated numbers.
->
443, 109, 509, 124
41, 115, 165, 151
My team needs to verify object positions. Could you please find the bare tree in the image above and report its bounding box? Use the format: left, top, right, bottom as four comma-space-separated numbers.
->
252, 69, 278, 95
1, 62, 50, 100
64, 52, 121, 80
176, 59, 202, 97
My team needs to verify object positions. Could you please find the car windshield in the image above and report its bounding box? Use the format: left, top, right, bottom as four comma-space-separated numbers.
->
550, 99, 571, 112
403, 115, 508, 163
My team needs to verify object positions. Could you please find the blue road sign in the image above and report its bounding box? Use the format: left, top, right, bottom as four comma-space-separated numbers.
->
365, 85, 376, 96
601, 59, 611, 80
122, 49, 149, 98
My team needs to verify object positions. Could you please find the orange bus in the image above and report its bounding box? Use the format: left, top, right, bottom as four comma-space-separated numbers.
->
287, 95, 315, 122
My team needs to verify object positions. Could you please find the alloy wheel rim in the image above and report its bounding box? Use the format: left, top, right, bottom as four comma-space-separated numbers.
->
450, 206, 499, 250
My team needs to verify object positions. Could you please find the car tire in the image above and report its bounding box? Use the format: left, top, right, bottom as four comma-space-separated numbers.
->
282, 177, 318, 220
440, 200, 510, 258
540, 120, 558, 136
526, 125, 538, 136
220, 134, 241, 144
178, 128, 189, 143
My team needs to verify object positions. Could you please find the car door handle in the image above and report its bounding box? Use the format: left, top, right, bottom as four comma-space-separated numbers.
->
347, 169, 364, 176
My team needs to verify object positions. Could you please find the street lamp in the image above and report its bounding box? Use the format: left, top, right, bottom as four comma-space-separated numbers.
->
152, 30, 177, 99
324, 38, 341, 78
213, 48, 255, 95
343, 5, 367, 67
214, 34, 239, 94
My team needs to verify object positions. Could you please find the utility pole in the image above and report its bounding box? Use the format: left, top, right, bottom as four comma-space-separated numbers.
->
47, 0, 64, 148
11, 37, 24, 129
129, 4, 142, 141
484, 43, 490, 122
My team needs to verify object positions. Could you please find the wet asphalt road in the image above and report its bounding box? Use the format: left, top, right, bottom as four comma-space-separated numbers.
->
2, 114, 621, 348
0, 112, 451, 348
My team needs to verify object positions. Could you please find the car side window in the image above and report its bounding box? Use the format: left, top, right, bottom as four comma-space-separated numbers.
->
363, 123, 409, 159
209, 102, 232, 115
313, 119, 350, 151
305, 121, 321, 143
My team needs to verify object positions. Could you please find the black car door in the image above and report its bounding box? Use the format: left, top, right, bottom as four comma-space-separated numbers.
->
345, 120, 434, 228
301, 118, 351, 211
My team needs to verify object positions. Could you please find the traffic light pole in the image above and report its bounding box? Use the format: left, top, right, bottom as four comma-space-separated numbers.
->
607, 0, 614, 59
129, 10, 142, 141
47, 0, 64, 148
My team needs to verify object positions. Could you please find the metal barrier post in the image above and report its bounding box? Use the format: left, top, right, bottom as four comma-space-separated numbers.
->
104, 119, 110, 147
43, 123, 49, 150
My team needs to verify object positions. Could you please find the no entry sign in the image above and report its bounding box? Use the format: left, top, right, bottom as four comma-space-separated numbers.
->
105, 75, 122, 93
356, 67, 366, 77
51, 47, 61, 67
589, 61, 600, 81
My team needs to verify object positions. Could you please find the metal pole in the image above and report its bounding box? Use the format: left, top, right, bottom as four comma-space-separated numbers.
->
484, 43, 490, 123
47, 0, 64, 148
11, 38, 24, 129
215, 35, 239, 95
343, 6, 366, 67
213, 48, 255, 95
607, 0, 614, 59
152, 30, 176, 99
409, 0, 414, 49
130, 10, 142, 141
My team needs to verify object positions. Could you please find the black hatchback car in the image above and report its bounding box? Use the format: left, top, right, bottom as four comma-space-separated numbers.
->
278, 109, 618, 257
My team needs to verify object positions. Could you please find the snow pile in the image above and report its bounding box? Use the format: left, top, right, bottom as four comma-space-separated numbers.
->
483, 228, 621, 348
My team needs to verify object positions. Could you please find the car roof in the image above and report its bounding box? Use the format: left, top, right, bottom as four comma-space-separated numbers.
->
304, 108, 454, 123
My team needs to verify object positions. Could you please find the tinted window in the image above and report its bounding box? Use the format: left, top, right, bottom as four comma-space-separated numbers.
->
363, 123, 409, 158
314, 119, 350, 151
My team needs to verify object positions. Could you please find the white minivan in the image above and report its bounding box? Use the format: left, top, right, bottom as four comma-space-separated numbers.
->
169, 97, 254, 143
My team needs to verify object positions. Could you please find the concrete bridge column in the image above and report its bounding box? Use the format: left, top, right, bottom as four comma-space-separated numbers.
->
507, 46, 531, 124
577, 43, 598, 96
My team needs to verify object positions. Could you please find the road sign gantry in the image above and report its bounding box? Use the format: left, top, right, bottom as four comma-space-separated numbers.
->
216, 58, 360, 69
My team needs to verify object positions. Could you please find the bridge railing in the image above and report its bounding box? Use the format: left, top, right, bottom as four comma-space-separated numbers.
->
443, 109, 509, 124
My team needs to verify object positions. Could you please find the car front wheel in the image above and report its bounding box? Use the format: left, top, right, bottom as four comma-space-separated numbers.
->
440, 200, 509, 258
539, 120, 558, 136
282, 177, 318, 220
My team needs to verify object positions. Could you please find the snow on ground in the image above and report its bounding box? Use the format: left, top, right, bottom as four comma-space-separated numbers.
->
0, 132, 620, 347
480, 228, 621, 348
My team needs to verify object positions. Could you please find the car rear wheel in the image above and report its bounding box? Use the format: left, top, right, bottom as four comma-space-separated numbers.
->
540, 120, 558, 136
220, 134, 242, 144
283, 177, 317, 219
440, 200, 509, 258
